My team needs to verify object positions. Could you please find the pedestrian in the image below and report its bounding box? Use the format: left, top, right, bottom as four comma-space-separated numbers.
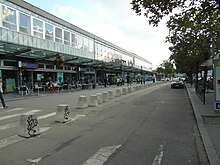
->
127, 74, 131, 86
104, 77, 107, 87
0, 77, 8, 109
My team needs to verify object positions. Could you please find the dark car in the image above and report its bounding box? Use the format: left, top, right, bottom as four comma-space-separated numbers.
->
171, 78, 185, 88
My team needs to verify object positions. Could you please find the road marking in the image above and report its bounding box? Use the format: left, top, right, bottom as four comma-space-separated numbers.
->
65, 114, 86, 124
0, 112, 56, 131
82, 145, 121, 165
26, 157, 42, 164
0, 123, 17, 131
0, 110, 42, 121
7, 108, 24, 112
0, 135, 23, 149
0, 127, 50, 149
152, 144, 164, 165
0, 113, 85, 149
38, 112, 56, 119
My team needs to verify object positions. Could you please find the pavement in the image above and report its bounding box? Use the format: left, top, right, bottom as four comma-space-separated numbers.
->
2, 82, 220, 165
186, 84, 220, 165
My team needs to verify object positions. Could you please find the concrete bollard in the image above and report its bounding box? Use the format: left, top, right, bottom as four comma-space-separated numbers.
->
89, 95, 98, 107
77, 96, 88, 108
122, 88, 128, 95
133, 86, 137, 92
18, 113, 40, 138
108, 90, 114, 99
55, 104, 70, 123
128, 87, 133, 93
102, 92, 108, 102
96, 93, 103, 104
115, 89, 122, 97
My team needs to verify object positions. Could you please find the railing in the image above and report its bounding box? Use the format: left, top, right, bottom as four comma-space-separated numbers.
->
195, 81, 206, 104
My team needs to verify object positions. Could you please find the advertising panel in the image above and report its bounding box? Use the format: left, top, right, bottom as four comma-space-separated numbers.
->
214, 60, 220, 111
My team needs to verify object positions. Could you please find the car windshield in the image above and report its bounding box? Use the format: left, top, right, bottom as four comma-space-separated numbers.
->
172, 78, 182, 82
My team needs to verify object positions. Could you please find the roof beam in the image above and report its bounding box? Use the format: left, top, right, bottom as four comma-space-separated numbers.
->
0, 48, 31, 59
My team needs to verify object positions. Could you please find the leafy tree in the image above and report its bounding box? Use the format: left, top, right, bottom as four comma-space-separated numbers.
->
156, 60, 175, 77
131, 0, 220, 76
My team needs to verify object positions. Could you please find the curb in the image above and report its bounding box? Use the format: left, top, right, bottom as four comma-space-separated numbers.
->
186, 86, 220, 165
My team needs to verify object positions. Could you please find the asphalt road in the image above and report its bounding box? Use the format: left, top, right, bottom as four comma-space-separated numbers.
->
0, 83, 208, 165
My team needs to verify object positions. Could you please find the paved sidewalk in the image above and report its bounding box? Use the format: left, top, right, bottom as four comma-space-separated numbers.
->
186, 84, 220, 165
2, 82, 154, 102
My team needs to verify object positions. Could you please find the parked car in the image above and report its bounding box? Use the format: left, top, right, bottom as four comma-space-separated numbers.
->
171, 78, 185, 88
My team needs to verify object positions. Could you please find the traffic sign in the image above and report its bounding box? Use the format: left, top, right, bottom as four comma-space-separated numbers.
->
215, 102, 220, 110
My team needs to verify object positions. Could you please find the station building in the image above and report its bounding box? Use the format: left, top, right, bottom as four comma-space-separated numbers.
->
0, 0, 152, 93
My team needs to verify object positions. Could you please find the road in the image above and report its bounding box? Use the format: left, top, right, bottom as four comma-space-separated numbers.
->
0, 83, 208, 165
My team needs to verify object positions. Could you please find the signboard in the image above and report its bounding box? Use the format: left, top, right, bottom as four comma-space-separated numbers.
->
215, 102, 220, 110
57, 72, 64, 84
37, 74, 42, 81
214, 60, 220, 111
18, 61, 38, 69
6, 78, 15, 93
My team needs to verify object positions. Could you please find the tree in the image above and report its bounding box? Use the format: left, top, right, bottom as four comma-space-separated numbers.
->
131, 0, 220, 75
156, 60, 175, 77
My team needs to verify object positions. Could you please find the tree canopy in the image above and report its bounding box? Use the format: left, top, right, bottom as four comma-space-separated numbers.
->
156, 60, 176, 77
131, 0, 220, 75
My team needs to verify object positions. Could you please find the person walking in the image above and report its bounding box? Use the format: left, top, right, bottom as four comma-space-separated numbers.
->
104, 77, 108, 87
0, 77, 8, 109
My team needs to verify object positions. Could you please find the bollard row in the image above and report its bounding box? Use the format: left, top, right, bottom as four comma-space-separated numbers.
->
18, 83, 155, 138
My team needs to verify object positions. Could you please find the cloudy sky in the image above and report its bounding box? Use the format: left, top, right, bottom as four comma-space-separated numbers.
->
25, 0, 171, 69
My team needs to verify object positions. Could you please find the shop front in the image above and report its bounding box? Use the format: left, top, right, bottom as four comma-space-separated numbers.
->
1, 69, 18, 93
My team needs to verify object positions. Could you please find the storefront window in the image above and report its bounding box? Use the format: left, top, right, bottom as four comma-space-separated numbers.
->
2, 5, 17, 30
64, 30, 70, 45
33, 18, 43, 38
45, 23, 54, 41
19, 12, 31, 34
64, 66, 71, 70
38, 64, 44, 68
55, 27, 62, 43
4, 61, 17, 67
46, 64, 54, 69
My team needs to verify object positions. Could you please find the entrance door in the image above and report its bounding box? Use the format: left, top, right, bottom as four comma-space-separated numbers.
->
2, 70, 17, 93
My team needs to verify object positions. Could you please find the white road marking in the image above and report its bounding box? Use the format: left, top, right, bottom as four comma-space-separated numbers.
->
0, 135, 23, 149
38, 112, 56, 119
39, 127, 50, 133
0, 110, 42, 121
82, 145, 121, 165
0, 112, 55, 131
0, 127, 50, 149
152, 144, 164, 165
0, 123, 17, 131
7, 108, 24, 112
0, 112, 85, 149
26, 157, 42, 164
65, 114, 86, 124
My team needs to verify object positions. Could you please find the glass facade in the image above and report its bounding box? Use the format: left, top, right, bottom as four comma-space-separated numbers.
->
2, 5, 16, 30
33, 18, 43, 38
55, 27, 62, 43
19, 12, 31, 34
71, 33, 77, 48
0, 2, 152, 72
134, 58, 152, 71
122, 54, 133, 66
64, 30, 70, 45
45, 23, 54, 41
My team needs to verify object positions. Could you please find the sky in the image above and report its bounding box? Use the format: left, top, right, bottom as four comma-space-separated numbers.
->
24, 0, 171, 70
